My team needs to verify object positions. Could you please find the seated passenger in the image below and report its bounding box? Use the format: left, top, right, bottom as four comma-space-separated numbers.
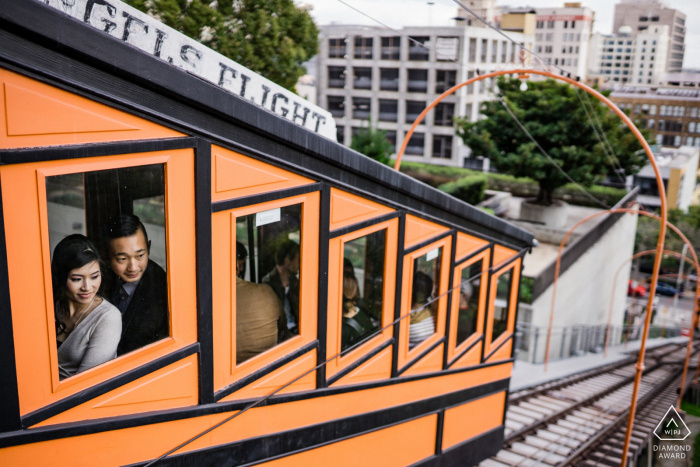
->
409, 272, 436, 349
235, 241, 284, 363
341, 274, 376, 351
262, 240, 300, 335
105, 215, 169, 356
236, 240, 247, 279
456, 282, 476, 343
52, 235, 122, 380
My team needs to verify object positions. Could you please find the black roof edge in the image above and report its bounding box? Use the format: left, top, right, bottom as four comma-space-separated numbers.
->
0, 0, 534, 247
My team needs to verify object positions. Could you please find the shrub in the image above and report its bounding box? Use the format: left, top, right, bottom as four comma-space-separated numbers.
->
438, 174, 488, 206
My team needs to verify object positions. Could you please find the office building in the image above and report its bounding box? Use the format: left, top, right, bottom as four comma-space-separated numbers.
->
315, 24, 533, 167
588, 24, 669, 85
633, 146, 699, 211
612, 0, 685, 73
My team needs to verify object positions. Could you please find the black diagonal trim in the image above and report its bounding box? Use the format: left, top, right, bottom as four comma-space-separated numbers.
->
329, 211, 401, 239
212, 184, 323, 213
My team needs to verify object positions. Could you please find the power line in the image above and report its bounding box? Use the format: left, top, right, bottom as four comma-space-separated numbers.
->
582, 90, 627, 175
499, 98, 611, 209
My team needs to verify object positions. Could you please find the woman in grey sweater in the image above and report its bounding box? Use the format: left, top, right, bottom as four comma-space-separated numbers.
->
52, 235, 121, 380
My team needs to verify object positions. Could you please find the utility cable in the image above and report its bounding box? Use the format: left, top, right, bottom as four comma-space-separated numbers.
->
582, 91, 627, 176
499, 98, 610, 209
142, 261, 508, 466
574, 89, 627, 184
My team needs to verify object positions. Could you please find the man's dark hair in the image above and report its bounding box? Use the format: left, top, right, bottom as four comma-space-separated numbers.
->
412, 271, 433, 307
236, 241, 248, 259
107, 214, 149, 244
275, 240, 300, 266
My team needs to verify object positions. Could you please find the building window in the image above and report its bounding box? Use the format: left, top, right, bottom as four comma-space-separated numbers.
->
491, 40, 498, 63
650, 105, 657, 115
406, 100, 426, 124
407, 69, 428, 93
691, 108, 698, 118
480, 39, 488, 63
467, 70, 474, 94
468, 38, 477, 62
640, 16, 648, 21
647, 119, 655, 129
378, 99, 398, 122
658, 120, 665, 131
327, 96, 345, 118
405, 132, 425, 155
353, 67, 372, 90
536, 20, 544, 28
380, 68, 399, 91
432, 135, 453, 159
336, 126, 345, 145
329, 38, 347, 58
47, 166, 170, 379
547, 20, 554, 28
545, 33, 554, 41
571, 20, 576, 28
434, 103, 455, 126
674, 135, 681, 146
381, 36, 401, 60
385, 130, 396, 146
408, 36, 430, 61
435, 70, 457, 93
352, 97, 371, 120
651, 16, 659, 22
328, 66, 345, 89
354, 36, 373, 59
563, 20, 568, 28
502, 40, 508, 62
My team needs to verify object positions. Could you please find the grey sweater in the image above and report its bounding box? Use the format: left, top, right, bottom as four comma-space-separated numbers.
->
57, 300, 122, 380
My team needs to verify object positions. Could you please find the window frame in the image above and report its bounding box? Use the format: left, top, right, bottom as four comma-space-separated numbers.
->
5, 149, 198, 415
446, 249, 490, 364
326, 219, 399, 380
397, 235, 452, 371
211, 192, 320, 395
484, 260, 521, 356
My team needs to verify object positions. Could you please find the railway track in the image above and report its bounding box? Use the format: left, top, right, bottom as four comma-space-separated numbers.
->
479, 342, 696, 467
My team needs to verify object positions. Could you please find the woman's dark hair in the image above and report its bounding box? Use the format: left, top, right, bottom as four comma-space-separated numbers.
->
51, 234, 104, 335
411, 271, 433, 308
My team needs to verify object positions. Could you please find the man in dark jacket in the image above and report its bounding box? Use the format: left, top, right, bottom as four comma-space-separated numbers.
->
262, 240, 300, 338
106, 214, 169, 356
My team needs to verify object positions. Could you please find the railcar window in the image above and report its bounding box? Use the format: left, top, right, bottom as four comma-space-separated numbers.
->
45, 164, 169, 380
409, 247, 442, 349
456, 260, 483, 345
492, 269, 513, 341
235, 204, 302, 364
341, 229, 386, 351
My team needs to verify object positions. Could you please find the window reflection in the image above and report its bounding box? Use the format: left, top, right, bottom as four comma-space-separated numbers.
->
46, 165, 169, 380
235, 204, 302, 364
341, 230, 386, 351
456, 260, 483, 345
409, 247, 442, 349
492, 270, 513, 341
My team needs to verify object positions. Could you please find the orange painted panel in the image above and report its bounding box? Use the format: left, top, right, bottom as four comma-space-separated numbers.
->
221, 351, 317, 401
398, 236, 452, 371
446, 251, 489, 364
33, 355, 199, 427
486, 340, 513, 364
2, 150, 198, 416
0, 69, 183, 149
211, 145, 315, 202
455, 232, 489, 261
0, 363, 513, 466
258, 414, 437, 467
325, 219, 398, 379
330, 346, 392, 388
451, 341, 483, 369
493, 244, 518, 267
402, 344, 444, 377
212, 193, 319, 394
329, 188, 394, 231
404, 214, 450, 249
442, 391, 506, 450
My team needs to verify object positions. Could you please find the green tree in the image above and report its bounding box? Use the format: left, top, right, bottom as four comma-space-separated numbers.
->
124, 0, 319, 92
455, 77, 652, 205
350, 120, 394, 165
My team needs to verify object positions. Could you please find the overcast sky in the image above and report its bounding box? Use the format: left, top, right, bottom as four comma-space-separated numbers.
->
297, 0, 700, 69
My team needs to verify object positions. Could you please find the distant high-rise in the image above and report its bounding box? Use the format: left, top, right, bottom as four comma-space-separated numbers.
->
613, 0, 685, 73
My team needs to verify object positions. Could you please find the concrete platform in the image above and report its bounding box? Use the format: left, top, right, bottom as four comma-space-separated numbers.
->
510, 336, 689, 391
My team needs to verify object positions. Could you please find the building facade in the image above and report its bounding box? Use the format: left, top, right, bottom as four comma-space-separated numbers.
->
609, 85, 700, 148
588, 25, 669, 86
315, 25, 533, 167
632, 146, 699, 211
612, 0, 685, 73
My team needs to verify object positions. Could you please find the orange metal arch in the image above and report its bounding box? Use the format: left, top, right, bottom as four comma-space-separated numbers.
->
547, 208, 699, 412
392, 69, 667, 467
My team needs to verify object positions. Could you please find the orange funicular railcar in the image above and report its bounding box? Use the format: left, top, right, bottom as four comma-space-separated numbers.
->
0, 1, 534, 466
